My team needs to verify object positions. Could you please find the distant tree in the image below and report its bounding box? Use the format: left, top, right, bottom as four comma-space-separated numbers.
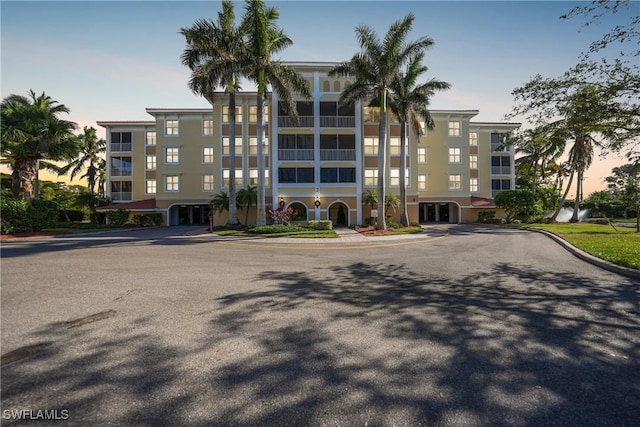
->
606, 163, 640, 231
236, 185, 257, 225
494, 190, 540, 223
60, 126, 106, 194
210, 191, 230, 218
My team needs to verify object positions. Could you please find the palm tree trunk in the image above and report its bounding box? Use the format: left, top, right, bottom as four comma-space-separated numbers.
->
12, 158, 38, 201
399, 121, 409, 226
570, 169, 583, 222
377, 91, 387, 230
228, 92, 240, 225
256, 94, 266, 226
550, 169, 575, 222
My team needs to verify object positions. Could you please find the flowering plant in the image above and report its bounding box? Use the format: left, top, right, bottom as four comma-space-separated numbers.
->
266, 204, 294, 225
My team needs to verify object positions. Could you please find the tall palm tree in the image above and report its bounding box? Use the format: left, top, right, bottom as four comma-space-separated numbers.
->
59, 126, 106, 194
237, 184, 257, 224
241, 0, 311, 226
330, 14, 433, 230
388, 52, 450, 226
209, 191, 230, 218
1, 90, 78, 200
181, 0, 246, 225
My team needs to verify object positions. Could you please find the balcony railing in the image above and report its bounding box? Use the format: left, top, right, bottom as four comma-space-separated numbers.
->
491, 166, 512, 175
320, 149, 356, 161
111, 168, 132, 177
491, 143, 509, 152
111, 143, 132, 152
111, 192, 132, 201
320, 116, 356, 128
277, 116, 314, 128
278, 149, 314, 161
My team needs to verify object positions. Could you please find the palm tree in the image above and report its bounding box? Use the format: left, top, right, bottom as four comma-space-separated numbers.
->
59, 126, 106, 194
181, 0, 246, 226
237, 185, 257, 224
330, 14, 433, 230
388, 52, 450, 226
385, 193, 401, 221
241, 0, 311, 226
1, 90, 78, 200
209, 191, 230, 219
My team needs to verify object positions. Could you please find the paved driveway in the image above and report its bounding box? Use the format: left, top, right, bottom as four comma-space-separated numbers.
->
1, 225, 638, 426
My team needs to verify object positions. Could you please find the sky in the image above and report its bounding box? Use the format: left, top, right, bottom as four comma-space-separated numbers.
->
1, 0, 637, 197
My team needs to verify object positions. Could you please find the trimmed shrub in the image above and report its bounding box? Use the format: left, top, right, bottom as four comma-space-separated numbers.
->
26, 199, 59, 231
249, 224, 303, 234
106, 208, 130, 226
0, 197, 29, 234
132, 213, 163, 227
308, 220, 333, 230
494, 190, 541, 223
477, 211, 496, 223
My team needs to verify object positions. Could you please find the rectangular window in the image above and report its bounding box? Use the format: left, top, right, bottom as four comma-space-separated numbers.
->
203, 120, 213, 136
110, 181, 132, 200
364, 137, 378, 156
320, 168, 356, 183
146, 179, 156, 195
491, 156, 511, 174
222, 106, 242, 123
449, 174, 462, 190
165, 147, 179, 164
146, 131, 156, 146
165, 175, 180, 192
249, 169, 269, 186
203, 147, 214, 164
146, 154, 156, 170
469, 132, 478, 146
202, 174, 214, 191
110, 132, 132, 151
448, 147, 461, 164
418, 147, 427, 163
389, 137, 401, 156
469, 154, 478, 169
390, 168, 409, 187
448, 121, 461, 137
223, 169, 243, 187
165, 120, 179, 136
418, 174, 427, 190
110, 156, 132, 176
278, 167, 314, 183
364, 169, 378, 186
470, 177, 478, 192
249, 106, 269, 123
222, 137, 243, 155
249, 137, 269, 155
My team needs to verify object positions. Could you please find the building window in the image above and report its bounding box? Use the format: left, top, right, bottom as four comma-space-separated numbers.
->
390, 168, 409, 187
389, 137, 401, 156
364, 168, 378, 186
203, 120, 213, 136
469, 154, 478, 169
110, 181, 132, 200
165, 147, 179, 164
449, 174, 462, 190
222, 106, 242, 123
492, 179, 511, 196
249, 169, 269, 186
448, 121, 461, 136
448, 147, 461, 164
249, 137, 269, 155
320, 168, 356, 183
418, 147, 427, 163
470, 177, 478, 193
202, 174, 214, 192
418, 174, 427, 190
491, 156, 511, 174
111, 156, 132, 176
363, 107, 380, 123
469, 132, 478, 146
165, 120, 179, 136
222, 137, 243, 155
146, 155, 156, 170
146, 131, 156, 146
249, 106, 269, 123
203, 147, 214, 164
364, 137, 378, 156
110, 132, 132, 151
146, 179, 156, 195
278, 167, 314, 184
223, 169, 243, 187
165, 175, 180, 192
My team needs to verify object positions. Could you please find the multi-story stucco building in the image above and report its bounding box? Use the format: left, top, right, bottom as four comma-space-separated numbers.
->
97, 62, 519, 226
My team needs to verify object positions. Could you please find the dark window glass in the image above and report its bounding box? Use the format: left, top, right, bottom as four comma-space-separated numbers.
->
339, 168, 356, 183
338, 103, 355, 116
297, 101, 313, 116
279, 168, 297, 183
501, 157, 511, 167
320, 168, 338, 183
491, 179, 501, 190
111, 132, 121, 144
320, 135, 338, 149
502, 180, 511, 190
278, 135, 295, 149
320, 102, 337, 116
277, 101, 288, 116
111, 181, 121, 192
338, 134, 356, 149
297, 168, 314, 183
121, 181, 132, 192
491, 133, 502, 145
297, 135, 314, 150
121, 132, 132, 143
491, 156, 501, 167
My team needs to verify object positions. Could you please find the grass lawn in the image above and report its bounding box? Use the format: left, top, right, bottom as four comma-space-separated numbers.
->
213, 227, 338, 238
525, 223, 640, 270
355, 226, 423, 236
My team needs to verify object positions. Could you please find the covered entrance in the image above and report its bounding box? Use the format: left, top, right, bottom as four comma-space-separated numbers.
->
328, 202, 349, 227
418, 202, 457, 223
169, 204, 210, 226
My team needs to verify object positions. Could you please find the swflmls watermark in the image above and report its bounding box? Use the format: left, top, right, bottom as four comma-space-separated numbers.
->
2, 409, 69, 421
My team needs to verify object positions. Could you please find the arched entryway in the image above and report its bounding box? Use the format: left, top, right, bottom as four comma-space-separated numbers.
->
288, 201, 308, 222
328, 201, 349, 227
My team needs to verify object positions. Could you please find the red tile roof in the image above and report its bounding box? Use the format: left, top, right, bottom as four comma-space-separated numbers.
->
470, 196, 495, 207
98, 198, 157, 211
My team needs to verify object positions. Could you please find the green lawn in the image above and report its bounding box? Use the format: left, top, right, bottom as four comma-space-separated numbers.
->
525, 223, 640, 270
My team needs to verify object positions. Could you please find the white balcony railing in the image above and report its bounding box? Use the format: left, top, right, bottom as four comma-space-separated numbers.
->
320, 149, 356, 161
277, 116, 314, 128
111, 168, 132, 177
320, 116, 356, 128
111, 143, 132, 152
111, 192, 132, 201
278, 149, 314, 161
491, 166, 512, 175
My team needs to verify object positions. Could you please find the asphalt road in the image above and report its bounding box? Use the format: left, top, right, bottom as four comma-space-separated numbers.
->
1, 225, 638, 426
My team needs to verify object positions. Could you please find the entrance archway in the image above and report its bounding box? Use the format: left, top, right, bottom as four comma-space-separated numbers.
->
288, 202, 308, 222
328, 201, 349, 227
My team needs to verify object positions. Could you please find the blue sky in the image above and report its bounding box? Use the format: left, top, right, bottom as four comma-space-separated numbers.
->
1, 0, 636, 194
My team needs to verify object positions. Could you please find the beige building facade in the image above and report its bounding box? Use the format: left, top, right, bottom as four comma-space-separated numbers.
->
98, 62, 519, 226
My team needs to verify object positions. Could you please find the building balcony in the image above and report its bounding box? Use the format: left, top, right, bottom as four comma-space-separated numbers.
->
319, 116, 356, 128
111, 168, 132, 177
320, 149, 356, 161
278, 149, 314, 161
491, 166, 512, 175
111, 192, 132, 201
491, 143, 509, 152
111, 143, 132, 152
277, 116, 314, 128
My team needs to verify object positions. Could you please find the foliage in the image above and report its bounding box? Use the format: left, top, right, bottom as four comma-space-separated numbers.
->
59, 126, 106, 195
308, 220, 333, 230
60, 210, 85, 222
605, 163, 640, 231
236, 185, 257, 224
0, 197, 29, 234
384, 194, 401, 218
362, 189, 378, 208
494, 190, 541, 223
27, 199, 59, 231
477, 211, 497, 224
132, 213, 163, 227
249, 224, 303, 234
266, 204, 293, 225
106, 208, 130, 227
210, 191, 230, 217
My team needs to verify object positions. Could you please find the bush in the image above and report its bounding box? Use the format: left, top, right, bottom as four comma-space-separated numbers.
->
106, 208, 130, 226
477, 211, 496, 223
26, 199, 59, 231
308, 220, 333, 230
132, 213, 163, 227
0, 197, 29, 234
59, 209, 85, 222
249, 224, 303, 234
494, 190, 541, 223
364, 216, 376, 227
